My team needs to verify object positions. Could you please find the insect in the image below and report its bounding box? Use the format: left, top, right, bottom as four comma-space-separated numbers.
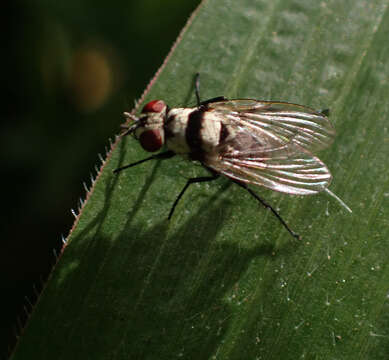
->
114, 74, 348, 239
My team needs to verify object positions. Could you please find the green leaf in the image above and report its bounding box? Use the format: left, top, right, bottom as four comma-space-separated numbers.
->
12, 0, 389, 358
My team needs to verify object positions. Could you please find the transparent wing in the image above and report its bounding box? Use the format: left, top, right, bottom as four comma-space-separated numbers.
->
207, 99, 335, 152
204, 99, 334, 195
207, 143, 331, 195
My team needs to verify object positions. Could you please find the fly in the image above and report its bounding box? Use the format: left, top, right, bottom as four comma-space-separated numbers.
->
114, 73, 351, 239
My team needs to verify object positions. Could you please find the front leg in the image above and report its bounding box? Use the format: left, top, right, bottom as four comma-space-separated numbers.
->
113, 151, 176, 174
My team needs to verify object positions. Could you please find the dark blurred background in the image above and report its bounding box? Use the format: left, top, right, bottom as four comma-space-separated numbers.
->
1, 0, 200, 357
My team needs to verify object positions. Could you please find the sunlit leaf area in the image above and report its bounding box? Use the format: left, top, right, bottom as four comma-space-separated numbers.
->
6, 0, 389, 359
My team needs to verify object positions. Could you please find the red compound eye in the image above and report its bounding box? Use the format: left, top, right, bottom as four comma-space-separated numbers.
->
139, 129, 163, 152
142, 100, 166, 113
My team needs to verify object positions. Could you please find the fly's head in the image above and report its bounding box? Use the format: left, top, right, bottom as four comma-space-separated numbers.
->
122, 100, 167, 152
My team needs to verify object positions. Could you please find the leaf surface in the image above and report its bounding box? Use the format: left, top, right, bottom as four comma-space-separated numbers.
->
12, 0, 389, 358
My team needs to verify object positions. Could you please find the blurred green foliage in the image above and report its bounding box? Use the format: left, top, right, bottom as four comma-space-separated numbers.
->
1, 0, 199, 356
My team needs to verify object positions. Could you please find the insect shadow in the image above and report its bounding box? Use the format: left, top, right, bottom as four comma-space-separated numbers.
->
54, 156, 301, 358
111, 186, 287, 359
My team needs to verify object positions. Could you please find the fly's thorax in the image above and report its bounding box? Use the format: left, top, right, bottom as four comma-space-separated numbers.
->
135, 100, 167, 152
165, 108, 194, 154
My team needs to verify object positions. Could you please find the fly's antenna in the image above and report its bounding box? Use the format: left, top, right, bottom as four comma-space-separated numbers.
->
195, 73, 201, 107
123, 112, 138, 122
120, 112, 141, 136
323, 188, 352, 213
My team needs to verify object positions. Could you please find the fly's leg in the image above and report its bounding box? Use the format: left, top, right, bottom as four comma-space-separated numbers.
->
194, 73, 227, 107
200, 96, 228, 106
232, 180, 301, 240
194, 73, 202, 106
113, 151, 176, 174
169, 171, 219, 219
